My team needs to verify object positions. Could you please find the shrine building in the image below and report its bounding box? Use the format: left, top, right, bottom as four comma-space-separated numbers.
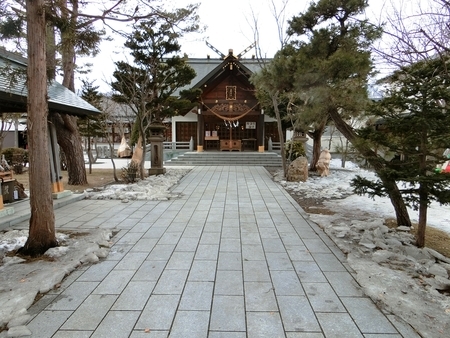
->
171, 45, 279, 152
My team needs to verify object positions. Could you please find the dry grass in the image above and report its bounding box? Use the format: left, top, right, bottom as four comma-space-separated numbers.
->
14, 168, 120, 192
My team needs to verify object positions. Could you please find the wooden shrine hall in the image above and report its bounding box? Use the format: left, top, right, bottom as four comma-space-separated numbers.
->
172, 43, 278, 152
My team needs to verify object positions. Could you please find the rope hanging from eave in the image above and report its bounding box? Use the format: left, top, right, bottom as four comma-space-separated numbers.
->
201, 101, 259, 122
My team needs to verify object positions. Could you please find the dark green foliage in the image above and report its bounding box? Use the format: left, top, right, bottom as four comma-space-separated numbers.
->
285, 140, 306, 161
78, 80, 103, 138
352, 56, 450, 210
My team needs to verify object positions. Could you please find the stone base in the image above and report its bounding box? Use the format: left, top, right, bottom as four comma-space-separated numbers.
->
0, 207, 14, 217
52, 190, 73, 199
148, 168, 167, 176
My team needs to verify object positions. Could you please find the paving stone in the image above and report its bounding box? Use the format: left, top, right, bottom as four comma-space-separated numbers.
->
341, 297, 397, 334
316, 312, 363, 337
219, 238, 241, 252
115, 252, 149, 270
195, 244, 220, 260
26, 310, 72, 337
46, 281, 99, 310
169, 310, 210, 338
243, 260, 271, 282
93, 270, 135, 295
244, 281, 278, 311
210, 295, 246, 332
61, 294, 117, 330
323, 271, 363, 297
214, 270, 244, 295
241, 244, 266, 261
77, 260, 119, 282
218, 252, 242, 270
188, 260, 217, 281
247, 311, 285, 338
91, 310, 140, 338
53, 331, 93, 338
179, 281, 214, 311
293, 261, 327, 283
271, 270, 305, 296
111, 281, 156, 310
310, 252, 346, 272
303, 283, 346, 312
277, 296, 321, 332
165, 251, 194, 270
135, 294, 180, 330
153, 269, 189, 294
261, 238, 286, 253
266, 252, 295, 271
132, 261, 166, 281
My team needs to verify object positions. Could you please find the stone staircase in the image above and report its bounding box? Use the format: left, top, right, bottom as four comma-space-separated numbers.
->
164, 151, 282, 167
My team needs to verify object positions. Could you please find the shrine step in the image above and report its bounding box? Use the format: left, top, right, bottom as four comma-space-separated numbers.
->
164, 151, 282, 167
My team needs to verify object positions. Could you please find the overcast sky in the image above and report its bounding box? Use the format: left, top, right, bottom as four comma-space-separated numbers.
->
78, 0, 394, 93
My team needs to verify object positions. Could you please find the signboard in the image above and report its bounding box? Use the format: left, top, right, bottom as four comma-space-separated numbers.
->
246, 122, 256, 129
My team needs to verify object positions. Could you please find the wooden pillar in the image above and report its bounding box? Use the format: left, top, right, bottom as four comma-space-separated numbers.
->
48, 121, 64, 193
197, 108, 204, 152
258, 109, 265, 152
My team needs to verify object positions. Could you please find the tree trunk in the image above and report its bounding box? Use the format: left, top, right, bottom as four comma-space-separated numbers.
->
50, 114, 88, 185
272, 93, 287, 177
328, 108, 412, 227
52, 0, 87, 185
20, 0, 57, 256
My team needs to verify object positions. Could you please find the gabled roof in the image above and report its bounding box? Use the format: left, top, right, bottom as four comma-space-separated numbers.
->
0, 48, 101, 116
177, 52, 267, 95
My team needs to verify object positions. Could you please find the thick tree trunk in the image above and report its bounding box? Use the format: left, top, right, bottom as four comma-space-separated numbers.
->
308, 119, 326, 171
328, 108, 412, 227
20, 0, 57, 256
50, 114, 88, 185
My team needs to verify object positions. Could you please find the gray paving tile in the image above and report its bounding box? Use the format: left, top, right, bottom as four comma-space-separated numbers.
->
188, 260, 217, 281
303, 282, 346, 312
316, 312, 363, 337
93, 270, 135, 295
302, 238, 332, 253
341, 297, 397, 334
169, 310, 210, 338
243, 260, 271, 282
271, 270, 305, 296
179, 281, 214, 311
266, 252, 295, 271
244, 281, 278, 311
153, 269, 189, 294
208, 333, 246, 338
111, 281, 156, 310
261, 238, 286, 253
165, 251, 194, 270
61, 294, 117, 330
115, 252, 149, 270
195, 244, 219, 260
26, 310, 73, 338
214, 270, 244, 295
91, 310, 140, 338
293, 261, 327, 283
311, 252, 346, 272
324, 271, 364, 297
132, 261, 166, 281
277, 296, 321, 332
242, 244, 265, 261
146, 244, 175, 261
218, 252, 242, 270
130, 330, 168, 337
247, 311, 285, 338
135, 294, 180, 330
46, 281, 99, 310
77, 260, 118, 282
286, 333, 324, 338
210, 295, 246, 332
219, 238, 241, 252
175, 236, 200, 251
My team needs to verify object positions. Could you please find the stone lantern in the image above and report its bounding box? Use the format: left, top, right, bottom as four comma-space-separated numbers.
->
148, 123, 166, 175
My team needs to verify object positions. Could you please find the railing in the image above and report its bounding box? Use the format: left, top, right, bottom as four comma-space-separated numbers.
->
163, 141, 192, 150
268, 137, 282, 152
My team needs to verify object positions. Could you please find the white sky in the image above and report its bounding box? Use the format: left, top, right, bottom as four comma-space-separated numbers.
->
78, 0, 391, 93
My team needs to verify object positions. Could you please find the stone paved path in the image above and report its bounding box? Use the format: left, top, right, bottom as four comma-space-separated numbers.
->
12, 166, 417, 337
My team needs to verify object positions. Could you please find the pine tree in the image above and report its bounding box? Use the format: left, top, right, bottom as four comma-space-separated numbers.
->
353, 57, 450, 246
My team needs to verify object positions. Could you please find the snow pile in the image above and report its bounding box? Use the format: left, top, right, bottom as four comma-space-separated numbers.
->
84, 168, 191, 201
